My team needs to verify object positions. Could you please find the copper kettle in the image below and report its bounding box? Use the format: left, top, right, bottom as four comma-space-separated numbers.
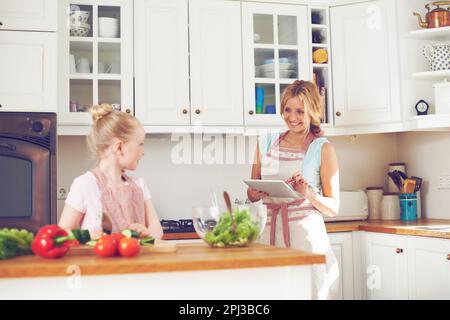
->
413, 1, 450, 28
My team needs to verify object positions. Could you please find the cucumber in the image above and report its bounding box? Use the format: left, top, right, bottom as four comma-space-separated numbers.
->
121, 229, 140, 239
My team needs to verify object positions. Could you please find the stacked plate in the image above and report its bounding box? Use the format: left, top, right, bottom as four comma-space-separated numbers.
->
256, 60, 296, 78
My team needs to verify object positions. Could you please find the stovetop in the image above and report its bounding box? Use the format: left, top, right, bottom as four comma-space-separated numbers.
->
160, 219, 195, 233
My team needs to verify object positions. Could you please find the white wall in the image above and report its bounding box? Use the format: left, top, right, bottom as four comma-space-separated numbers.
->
398, 131, 450, 219
57, 132, 399, 220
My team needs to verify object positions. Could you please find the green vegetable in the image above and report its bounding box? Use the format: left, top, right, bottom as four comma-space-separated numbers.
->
0, 228, 34, 259
68, 229, 91, 244
139, 236, 155, 246
122, 229, 140, 239
204, 209, 260, 247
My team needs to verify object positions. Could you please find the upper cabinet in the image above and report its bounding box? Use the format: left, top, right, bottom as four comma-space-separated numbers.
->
57, 0, 134, 125
0, 0, 57, 32
0, 0, 57, 112
134, 0, 190, 126
0, 31, 57, 112
242, 2, 309, 126
134, 0, 243, 126
330, 0, 401, 127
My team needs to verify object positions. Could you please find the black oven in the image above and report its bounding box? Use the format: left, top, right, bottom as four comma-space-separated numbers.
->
0, 112, 56, 232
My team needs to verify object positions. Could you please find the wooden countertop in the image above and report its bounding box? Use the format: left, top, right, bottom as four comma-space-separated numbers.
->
0, 243, 325, 279
326, 219, 450, 239
162, 219, 450, 240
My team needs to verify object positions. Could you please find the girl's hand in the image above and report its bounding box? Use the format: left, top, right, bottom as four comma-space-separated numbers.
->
128, 223, 150, 237
247, 187, 269, 202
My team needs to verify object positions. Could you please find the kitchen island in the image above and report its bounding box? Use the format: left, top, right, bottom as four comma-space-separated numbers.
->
0, 243, 324, 299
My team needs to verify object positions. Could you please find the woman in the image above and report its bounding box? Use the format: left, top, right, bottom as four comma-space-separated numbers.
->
247, 80, 340, 299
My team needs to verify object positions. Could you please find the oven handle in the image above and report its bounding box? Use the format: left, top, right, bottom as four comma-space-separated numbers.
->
0, 143, 16, 151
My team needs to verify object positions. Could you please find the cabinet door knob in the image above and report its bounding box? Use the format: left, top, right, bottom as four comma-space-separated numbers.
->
0, 21, 3, 26
125, 108, 131, 114
396, 248, 403, 254
335, 111, 342, 117
249, 110, 254, 115
447, 254, 450, 261
0, 104, 2, 108
182, 108, 188, 114
195, 109, 201, 115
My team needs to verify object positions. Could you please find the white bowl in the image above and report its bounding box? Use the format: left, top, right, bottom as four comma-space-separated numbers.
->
98, 17, 119, 38
280, 70, 295, 78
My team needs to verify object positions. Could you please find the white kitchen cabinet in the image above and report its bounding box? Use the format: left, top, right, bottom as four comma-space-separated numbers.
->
0, 0, 57, 32
330, 0, 401, 127
242, 2, 309, 126
189, 0, 243, 125
328, 232, 354, 300
58, 0, 134, 125
0, 31, 57, 112
407, 236, 450, 300
362, 232, 409, 299
135, 0, 242, 126
134, 0, 190, 126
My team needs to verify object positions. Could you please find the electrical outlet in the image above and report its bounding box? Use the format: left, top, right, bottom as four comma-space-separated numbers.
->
57, 186, 69, 200
438, 176, 450, 189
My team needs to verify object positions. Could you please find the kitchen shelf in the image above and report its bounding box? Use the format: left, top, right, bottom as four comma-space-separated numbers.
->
408, 26, 450, 41
313, 63, 329, 68
312, 43, 328, 48
409, 114, 450, 130
412, 70, 450, 81
311, 24, 327, 29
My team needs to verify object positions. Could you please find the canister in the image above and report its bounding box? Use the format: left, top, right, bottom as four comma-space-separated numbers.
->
399, 193, 417, 221
366, 187, 384, 220
381, 193, 400, 220
388, 162, 406, 193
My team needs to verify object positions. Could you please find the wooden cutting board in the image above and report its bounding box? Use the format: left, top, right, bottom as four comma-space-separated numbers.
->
67, 239, 177, 256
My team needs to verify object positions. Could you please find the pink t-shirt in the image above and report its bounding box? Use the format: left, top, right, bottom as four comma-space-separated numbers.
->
65, 171, 152, 232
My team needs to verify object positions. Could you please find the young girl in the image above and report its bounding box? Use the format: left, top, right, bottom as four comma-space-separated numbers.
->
59, 104, 163, 239
248, 80, 340, 299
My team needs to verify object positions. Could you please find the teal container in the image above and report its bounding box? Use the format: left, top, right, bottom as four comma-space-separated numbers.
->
255, 86, 265, 114
399, 193, 417, 221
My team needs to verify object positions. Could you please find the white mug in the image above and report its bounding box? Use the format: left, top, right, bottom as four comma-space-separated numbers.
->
69, 54, 76, 73
98, 62, 106, 73
111, 103, 121, 111
76, 58, 90, 73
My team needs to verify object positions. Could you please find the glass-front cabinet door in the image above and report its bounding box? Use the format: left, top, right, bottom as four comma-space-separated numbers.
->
242, 3, 309, 126
58, 0, 133, 125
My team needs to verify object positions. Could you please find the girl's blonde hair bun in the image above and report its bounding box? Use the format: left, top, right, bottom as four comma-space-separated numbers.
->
90, 104, 114, 122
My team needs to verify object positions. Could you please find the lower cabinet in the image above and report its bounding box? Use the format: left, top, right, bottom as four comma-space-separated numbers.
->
407, 236, 450, 300
328, 232, 355, 300
362, 232, 450, 300
362, 232, 409, 299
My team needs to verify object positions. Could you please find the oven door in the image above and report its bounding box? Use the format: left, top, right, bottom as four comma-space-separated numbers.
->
0, 137, 51, 231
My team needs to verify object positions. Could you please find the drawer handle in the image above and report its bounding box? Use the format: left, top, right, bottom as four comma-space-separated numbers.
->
335, 111, 342, 117
447, 254, 450, 261
249, 110, 254, 115
195, 109, 201, 115
182, 108, 188, 115
125, 108, 131, 114
396, 248, 403, 254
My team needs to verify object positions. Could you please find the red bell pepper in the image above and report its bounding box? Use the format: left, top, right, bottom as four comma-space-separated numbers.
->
32, 225, 77, 259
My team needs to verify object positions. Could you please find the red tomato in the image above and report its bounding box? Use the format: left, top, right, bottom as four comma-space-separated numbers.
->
94, 235, 117, 258
118, 238, 140, 257
110, 233, 125, 243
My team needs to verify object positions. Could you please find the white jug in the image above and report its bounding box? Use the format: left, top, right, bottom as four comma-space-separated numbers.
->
423, 43, 450, 71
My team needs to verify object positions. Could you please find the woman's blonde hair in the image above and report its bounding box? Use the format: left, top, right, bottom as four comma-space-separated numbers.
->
280, 80, 323, 136
87, 104, 141, 159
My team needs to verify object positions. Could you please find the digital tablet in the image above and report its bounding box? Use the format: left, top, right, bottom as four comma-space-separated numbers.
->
243, 179, 304, 199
